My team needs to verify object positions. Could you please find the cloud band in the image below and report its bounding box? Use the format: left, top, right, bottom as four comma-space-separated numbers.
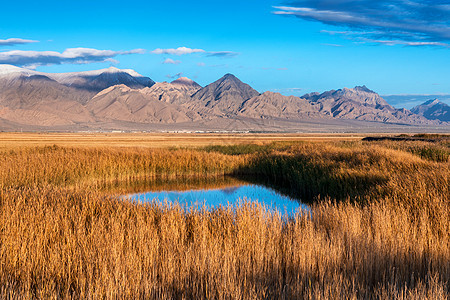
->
274, 1, 450, 47
0, 38, 38, 46
0, 47, 145, 67
152, 47, 239, 57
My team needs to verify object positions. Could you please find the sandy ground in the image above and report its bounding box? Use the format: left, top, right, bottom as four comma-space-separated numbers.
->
0, 132, 383, 148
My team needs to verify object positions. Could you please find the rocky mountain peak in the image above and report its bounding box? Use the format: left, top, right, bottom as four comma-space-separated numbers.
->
104, 66, 121, 72
0, 64, 40, 80
300, 85, 439, 124
411, 99, 449, 122
93, 84, 133, 98
171, 77, 201, 88
353, 85, 374, 93
188, 74, 259, 115
422, 98, 440, 106
44, 67, 155, 92
222, 73, 237, 80
217, 73, 250, 87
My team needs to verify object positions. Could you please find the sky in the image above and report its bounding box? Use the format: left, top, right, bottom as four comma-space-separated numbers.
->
1, 0, 450, 107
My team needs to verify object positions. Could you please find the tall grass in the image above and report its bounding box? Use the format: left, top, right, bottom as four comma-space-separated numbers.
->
0, 145, 248, 188
235, 142, 448, 204
1, 188, 447, 299
0, 139, 448, 298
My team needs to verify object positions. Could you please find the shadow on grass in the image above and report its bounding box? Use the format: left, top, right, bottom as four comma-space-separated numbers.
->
96, 175, 247, 195
232, 154, 389, 204
99, 158, 389, 206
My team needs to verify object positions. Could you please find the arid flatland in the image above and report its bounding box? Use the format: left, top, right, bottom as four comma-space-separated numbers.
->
0, 132, 381, 148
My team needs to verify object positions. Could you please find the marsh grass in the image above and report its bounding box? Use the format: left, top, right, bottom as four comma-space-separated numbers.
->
0, 139, 448, 299
0, 146, 248, 189
363, 135, 450, 163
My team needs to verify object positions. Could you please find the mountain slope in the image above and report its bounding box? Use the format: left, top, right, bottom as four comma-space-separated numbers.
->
238, 91, 325, 119
0, 64, 39, 77
190, 74, 260, 116
139, 77, 201, 105
0, 73, 94, 126
48, 66, 155, 93
302, 86, 435, 125
86, 85, 198, 124
0, 64, 155, 94
411, 99, 450, 122
0, 65, 446, 131
171, 77, 201, 89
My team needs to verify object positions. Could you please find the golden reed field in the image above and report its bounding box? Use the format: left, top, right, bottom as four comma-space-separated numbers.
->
0, 133, 448, 299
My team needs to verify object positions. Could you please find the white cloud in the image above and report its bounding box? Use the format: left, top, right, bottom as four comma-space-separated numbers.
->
363, 39, 449, 47
320, 30, 450, 47
166, 72, 184, 79
274, 1, 450, 48
105, 58, 120, 64
0, 47, 145, 67
152, 47, 205, 55
322, 43, 344, 47
152, 47, 239, 58
162, 58, 181, 64
0, 38, 38, 46
206, 51, 239, 57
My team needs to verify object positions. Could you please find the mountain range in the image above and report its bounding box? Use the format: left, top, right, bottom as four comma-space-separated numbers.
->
411, 99, 449, 122
0, 64, 448, 132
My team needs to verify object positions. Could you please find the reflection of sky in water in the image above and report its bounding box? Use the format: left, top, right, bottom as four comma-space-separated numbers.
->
126, 184, 309, 217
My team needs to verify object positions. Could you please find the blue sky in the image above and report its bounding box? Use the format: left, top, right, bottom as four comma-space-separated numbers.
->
1, 0, 449, 106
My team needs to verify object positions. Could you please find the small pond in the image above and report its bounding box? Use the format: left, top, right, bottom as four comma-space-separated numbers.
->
121, 176, 308, 217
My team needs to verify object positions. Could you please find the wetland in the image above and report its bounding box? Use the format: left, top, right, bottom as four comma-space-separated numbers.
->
0, 133, 448, 299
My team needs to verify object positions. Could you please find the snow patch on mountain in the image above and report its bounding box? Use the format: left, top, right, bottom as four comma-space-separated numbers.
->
0, 64, 39, 76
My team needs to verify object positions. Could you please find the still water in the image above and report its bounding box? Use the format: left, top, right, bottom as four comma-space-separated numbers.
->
123, 177, 308, 216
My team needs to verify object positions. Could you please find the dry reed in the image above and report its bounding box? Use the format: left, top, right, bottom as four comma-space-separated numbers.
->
0, 139, 448, 299
0, 146, 248, 188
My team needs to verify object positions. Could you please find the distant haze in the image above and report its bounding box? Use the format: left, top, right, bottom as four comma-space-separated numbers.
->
273, 91, 450, 111
383, 95, 450, 109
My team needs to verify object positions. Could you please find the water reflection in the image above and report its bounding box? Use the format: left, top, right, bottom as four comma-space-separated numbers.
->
123, 177, 308, 216
103, 175, 245, 194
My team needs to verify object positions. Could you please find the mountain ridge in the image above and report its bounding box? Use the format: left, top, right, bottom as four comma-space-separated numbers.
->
411, 99, 449, 122
0, 64, 446, 131
0, 64, 155, 93
301, 86, 434, 125
189, 74, 260, 116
